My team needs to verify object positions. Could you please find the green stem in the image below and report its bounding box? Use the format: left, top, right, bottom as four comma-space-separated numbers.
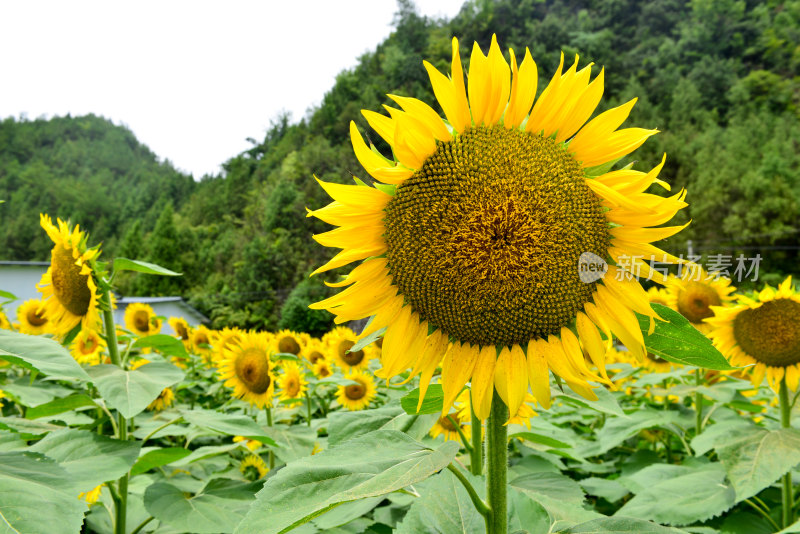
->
141, 416, 183, 444
486, 391, 508, 534
447, 464, 490, 517
470, 404, 483, 476
781, 377, 794, 528
744, 498, 781, 531
447, 415, 473, 454
695, 369, 704, 437
266, 406, 275, 470
129, 516, 154, 534
306, 392, 313, 427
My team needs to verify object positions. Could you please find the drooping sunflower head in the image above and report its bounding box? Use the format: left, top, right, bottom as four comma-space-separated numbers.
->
191, 324, 214, 359
277, 361, 308, 405
323, 326, 373, 371
15, 299, 51, 335
37, 214, 101, 336
336, 369, 377, 411
273, 329, 305, 356
429, 410, 469, 443
707, 276, 800, 392
70, 328, 107, 365
666, 266, 736, 331
309, 36, 688, 419
218, 331, 275, 408
147, 387, 175, 411
168, 316, 191, 341
124, 303, 162, 337
240, 454, 268, 481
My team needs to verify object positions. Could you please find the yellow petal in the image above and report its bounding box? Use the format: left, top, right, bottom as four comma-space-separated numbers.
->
493, 345, 527, 420
388, 94, 451, 142
471, 345, 497, 420
526, 339, 551, 409
576, 312, 608, 381
467, 41, 491, 125
441, 341, 480, 415
415, 330, 449, 412
315, 178, 391, 208
505, 47, 537, 129
527, 52, 565, 134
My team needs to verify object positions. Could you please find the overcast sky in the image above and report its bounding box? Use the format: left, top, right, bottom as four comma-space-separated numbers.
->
0, 0, 465, 178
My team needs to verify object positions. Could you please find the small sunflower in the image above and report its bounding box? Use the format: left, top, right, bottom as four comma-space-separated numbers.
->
233, 435, 262, 452
277, 361, 308, 406
336, 369, 377, 411
323, 326, 373, 372
37, 214, 101, 336
312, 358, 334, 379
303, 338, 328, 366
70, 328, 107, 365
0, 310, 10, 330
309, 36, 687, 419
124, 302, 162, 337
15, 299, 50, 335
666, 266, 735, 332
430, 410, 469, 442
240, 454, 268, 481
218, 331, 276, 408
646, 286, 672, 309
273, 329, 305, 356
707, 276, 800, 392
147, 387, 175, 411
190, 324, 214, 361
168, 316, 192, 344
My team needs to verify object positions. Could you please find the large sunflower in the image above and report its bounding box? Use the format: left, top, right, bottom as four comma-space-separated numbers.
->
218, 331, 276, 408
309, 36, 687, 418
666, 267, 735, 332
37, 214, 101, 336
124, 302, 162, 337
336, 369, 377, 411
15, 299, 51, 335
706, 276, 800, 392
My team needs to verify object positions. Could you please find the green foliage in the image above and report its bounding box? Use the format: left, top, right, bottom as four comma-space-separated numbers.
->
278, 276, 335, 337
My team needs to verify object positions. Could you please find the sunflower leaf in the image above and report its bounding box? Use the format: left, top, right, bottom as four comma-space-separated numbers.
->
233, 430, 459, 534
0, 330, 91, 381
0, 289, 17, 302
87, 362, 184, 418
562, 516, 690, 533
26, 394, 98, 419
113, 257, 181, 276
636, 304, 735, 370
133, 334, 189, 358
350, 327, 385, 352
400, 384, 444, 415
180, 408, 278, 447
131, 447, 192, 476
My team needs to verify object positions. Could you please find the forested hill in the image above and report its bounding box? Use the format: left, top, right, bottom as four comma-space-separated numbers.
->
0, 114, 195, 260
1, 0, 799, 335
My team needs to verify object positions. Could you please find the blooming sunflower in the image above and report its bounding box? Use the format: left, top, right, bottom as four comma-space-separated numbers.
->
312, 358, 334, 379
273, 329, 305, 356
218, 331, 276, 408
303, 338, 328, 366
70, 328, 107, 365
190, 324, 214, 361
168, 316, 192, 344
430, 409, 469, 442
240, 454, 268, 481
309, 36, 687, 419
336, 369, 377, 411
277, 361, 308, 406
15, 299, 51, 335
646, 286, 672, 309
147, 387, 175, 411
666, 267, 735, 332
37, 215, 101, 336
211, 327, 244, 364
706, 276, 800, 392
124, 302, 161, 337
323, 326, 374, 372
0, 310, 10, 330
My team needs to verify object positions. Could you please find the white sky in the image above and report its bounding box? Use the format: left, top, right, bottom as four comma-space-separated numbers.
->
0, 0, 465, 178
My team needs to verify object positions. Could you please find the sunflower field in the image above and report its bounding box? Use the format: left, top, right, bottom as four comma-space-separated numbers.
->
2, 33, 800, 534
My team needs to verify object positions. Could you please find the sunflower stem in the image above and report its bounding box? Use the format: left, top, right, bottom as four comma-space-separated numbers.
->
695, 368, 704, 436
266, 406, 275, 470
447, 464, 490, 517
448, 415, 473, 454
470, 406, 483, 476
781, 377, 794, 528
486, 391, 508, 534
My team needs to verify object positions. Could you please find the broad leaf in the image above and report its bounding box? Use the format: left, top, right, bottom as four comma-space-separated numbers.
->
637, 304, 734, 370
400, 384, 444, 415
510, 432, 572, 449
133, 334, 188, 358
181, 409, 278, 447
563, 516, 690, 533
259, 424, 316, 464
328, 405, 437, 446
350, 327, 385, 352
29, 428, 141, 489
0, 289, 18, 301
510, 472, 599, 524
396, 469, 485, 534
583, 408, 681, 457
690, 420, 754, 456
555, 386, 626, 417
113, 257, 181, 276
0, 330, 90, 381
87, 362, 184, 418
26, 394, 98, 419
145, 478, 262, 533
234, 430, 460, 534
131, 447, 192, 476
579, 477, 630, 503
0, 416, 65, 436
313, 497, 384, 531
716, 426, 800, 502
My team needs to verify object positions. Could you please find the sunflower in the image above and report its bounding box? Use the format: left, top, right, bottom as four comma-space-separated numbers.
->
147, 387, 175, 411
336, 369, 377, 411
646, 286, 672, 309
308, 36, 687, 419
233, 435, 263, 452
240, 454, 268, 481
211, 327, 244, 364
277, 361, 308, 406
312, 358, 334, 379
218, 331, 276, 408
70, 328, 107, 365
124, 302, 162, 337
168, 316, 192, 344
707, 276, 800, 392
37, 215, 101, 336
273, 329, 305, 356
303, 338, 328, 366
430, 409, 470, 442
0, 310, 10, 330
15, 299, 50, 335
665, 266, 735, 332
190, 324, 214, 361
323, 326, 374, 372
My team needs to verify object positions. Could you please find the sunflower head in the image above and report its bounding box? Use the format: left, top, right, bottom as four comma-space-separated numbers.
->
168, 316, 191, 341
191, 324, 214, 360
0, 310, 10, 331
309, 36, 687, 418
147, 387, 175, 411
707, 276, 800, 392
240, 454, 268, 481
336, 369, 377, 411
303, 338, 328, 366
666, 266, 735, 330
37, 214, 101, 335
277, 361, 308, 405
312, 358, 333, 378
211, 327, 244, 365
218, 331, 275, 408
70, 329, 107, 365
16, 299, 51, 335
323, 326, 373, 371
124, 302, 162, 337
273, 329, 305, 356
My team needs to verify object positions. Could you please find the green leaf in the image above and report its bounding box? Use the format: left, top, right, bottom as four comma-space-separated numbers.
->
260, 424, 316, 464
555, 386, 626, 417
615, 463, 735, 525
113, 257, 181, 276
400, 384, 444, 415
180, 409, 278, 447
508, 490, 551, 534
396, 469, 486, 534
144, 478, 262, 533
327, 405, 437, 446
509, 432, 571, 449
273, 352, 301, 361
87, 362, 184, 418
1, 379, 74, 407
0, 416, 65, 436
510, 472, 599, 525
350, 327, 385, 352
637, 304, 734, 370
234, 430, 460, 534
690, 420, 754, 456
131, 447, 192, 476
313, 497, 384, 531
0, 289, 17, 302
0, 330, 90, 381
716, 426, 800, 502
170, 443, 244, 466
579, 477, 631, 503
133, 334, 188, 358
29, 428, 141, 489
583, 408, 681, 457
0, 451, 87, 534
26, 394, 98, 419
563, 516, 691, 533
